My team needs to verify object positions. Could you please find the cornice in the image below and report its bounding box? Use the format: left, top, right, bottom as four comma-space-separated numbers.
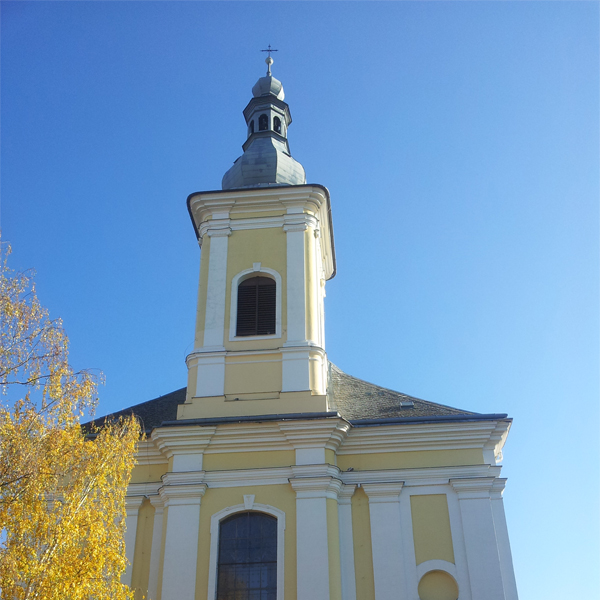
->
338, 484, 357, 505
128, 481, 162, 497
124, 496, 145, 513
187, 184, 335, 279
151, 426, 216, 460
338, 420, 510, 457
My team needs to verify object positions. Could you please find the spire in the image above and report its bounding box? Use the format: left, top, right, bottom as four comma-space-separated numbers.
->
221, 53, 306, 190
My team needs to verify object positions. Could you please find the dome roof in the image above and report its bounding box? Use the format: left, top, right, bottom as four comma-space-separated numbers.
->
252, 76, 285, 100
222, 137, 306, 190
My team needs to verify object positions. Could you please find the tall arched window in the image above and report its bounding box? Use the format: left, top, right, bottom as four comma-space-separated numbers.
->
273, 116, 281, 134
217, 512, 277, 600
258, 114, 268, 131
236, 276, 276, 336
249, 120, 255, 135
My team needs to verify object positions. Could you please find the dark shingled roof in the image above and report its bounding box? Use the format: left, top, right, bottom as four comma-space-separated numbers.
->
90, 363, 476, 431
327, 363, 476, 421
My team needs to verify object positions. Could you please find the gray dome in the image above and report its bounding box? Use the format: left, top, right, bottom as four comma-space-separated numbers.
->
252, 76, 285, 100
222, 137, 305, 190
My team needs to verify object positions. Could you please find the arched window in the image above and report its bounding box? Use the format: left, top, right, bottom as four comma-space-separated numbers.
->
273, 116, 281, 134
258, 114, 268, 131
249, 120, 255, 135
236, 276, 276, 336
217, 512, 277, 600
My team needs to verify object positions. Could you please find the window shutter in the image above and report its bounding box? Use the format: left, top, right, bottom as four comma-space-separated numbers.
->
236, 276, 276, 336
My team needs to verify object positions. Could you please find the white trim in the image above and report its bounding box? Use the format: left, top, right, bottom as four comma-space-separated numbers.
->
229, 267, 282, 341
207, 503, 286, 600
203, 230, 231, 349
416, 559, 458, 582
338, 485, 357, 600
147, 495, 165, 600
122, 496, 144, 587
284, 224, 307, 345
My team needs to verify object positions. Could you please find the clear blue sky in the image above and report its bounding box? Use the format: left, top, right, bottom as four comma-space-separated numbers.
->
2, 2, 598, 598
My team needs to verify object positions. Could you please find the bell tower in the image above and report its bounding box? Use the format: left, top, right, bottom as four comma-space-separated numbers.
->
182, 57, 336, 420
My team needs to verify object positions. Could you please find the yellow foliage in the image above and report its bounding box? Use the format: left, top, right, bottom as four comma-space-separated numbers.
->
0, 242, 141, 600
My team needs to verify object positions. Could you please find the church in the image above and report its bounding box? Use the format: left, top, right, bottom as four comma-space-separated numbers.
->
107, 56, 519, 600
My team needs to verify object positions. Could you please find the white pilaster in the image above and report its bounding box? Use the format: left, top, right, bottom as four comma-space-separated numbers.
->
491, 479, 519, 600
203, 224, 231, 350
290, 476, 342, 600
159, 481, 207, 600
123, 496, 145, 587
363, 483, 408, 600
450, 477, 506, 600
147, 494, 165, 600
283, 217, 307, 345
338, 485, 357, 600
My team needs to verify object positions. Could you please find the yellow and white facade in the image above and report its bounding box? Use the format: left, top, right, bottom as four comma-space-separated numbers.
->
116, 61, 519, 600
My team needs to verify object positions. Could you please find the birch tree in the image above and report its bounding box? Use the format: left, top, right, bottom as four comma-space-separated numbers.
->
0, 242, 140, 600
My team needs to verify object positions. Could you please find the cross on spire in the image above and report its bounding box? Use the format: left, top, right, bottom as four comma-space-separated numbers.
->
261, 45, 278, 76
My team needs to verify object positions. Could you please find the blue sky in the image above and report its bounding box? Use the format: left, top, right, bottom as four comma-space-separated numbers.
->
2, 2, 598, 598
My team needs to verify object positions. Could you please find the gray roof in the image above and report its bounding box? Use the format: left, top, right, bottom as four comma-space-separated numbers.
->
90, 363, 479, 431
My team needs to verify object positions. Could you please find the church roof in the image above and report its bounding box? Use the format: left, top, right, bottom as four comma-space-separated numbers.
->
90, 363, 494, 433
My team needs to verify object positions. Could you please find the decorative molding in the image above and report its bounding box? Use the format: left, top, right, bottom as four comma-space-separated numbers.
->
279, 418, 349, 452
289, 476, 342, 500
362, 482, 404, 503
337, 484, 357, 505
490, 477, 507, 499
338, 420, 511, 456
158, 482, 207, 507
127, 482, 162, 498
243, 494, 255, 509
151, 426, 216, 461
134, 440, 169, 465
207, 503, 286, 600
125, 495, 145, 515
450, 477, 496, 499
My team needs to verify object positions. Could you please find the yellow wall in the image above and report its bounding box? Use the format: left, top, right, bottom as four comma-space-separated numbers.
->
131, 500, 155, 599
130, 463, 168, 484
351, 487, 376, 600
224, 227, 287, 350
203, 450, 295, 471
410, 495, 455, 565
417, 570, 459, 600
337, 449, 484, 471
195, 485, 297, 600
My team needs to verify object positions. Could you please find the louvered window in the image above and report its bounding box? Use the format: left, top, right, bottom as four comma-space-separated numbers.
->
236, 276, 276, 336
217, 512, 277, 600
258, 114, 268, 131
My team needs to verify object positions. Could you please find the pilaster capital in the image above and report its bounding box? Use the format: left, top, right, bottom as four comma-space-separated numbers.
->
289, 476, 342, 500
337, 484, 357, 505
125, 495, 145, 515
279, 418, 349, 452
151, 425, 216, 462
490, 477, 507, 499
282, 212, 319, 233
362, 482, 405, 503
158, 482, 207, 507
450, 476, 496, 499
147, 494, 166, 514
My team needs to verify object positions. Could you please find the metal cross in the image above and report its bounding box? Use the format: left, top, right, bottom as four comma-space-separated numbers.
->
261, 45, 278, 59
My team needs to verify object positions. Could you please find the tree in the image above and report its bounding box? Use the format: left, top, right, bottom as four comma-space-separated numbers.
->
0, 242, 141, 600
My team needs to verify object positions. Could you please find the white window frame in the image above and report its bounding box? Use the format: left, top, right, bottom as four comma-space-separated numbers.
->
207, 502, 286, 600
229, 266, 282, 341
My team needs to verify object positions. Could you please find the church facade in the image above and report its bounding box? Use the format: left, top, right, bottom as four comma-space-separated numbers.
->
111, 58, 519, 600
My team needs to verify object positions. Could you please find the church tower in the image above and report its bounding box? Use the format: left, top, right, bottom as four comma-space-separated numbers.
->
109, 56, 519, 600
183, 55, 335, 419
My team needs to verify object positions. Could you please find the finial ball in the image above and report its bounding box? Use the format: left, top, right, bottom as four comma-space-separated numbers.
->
266, 56, 274, 66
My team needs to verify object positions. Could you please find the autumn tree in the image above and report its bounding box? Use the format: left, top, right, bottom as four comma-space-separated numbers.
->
0, 242, 140, 600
